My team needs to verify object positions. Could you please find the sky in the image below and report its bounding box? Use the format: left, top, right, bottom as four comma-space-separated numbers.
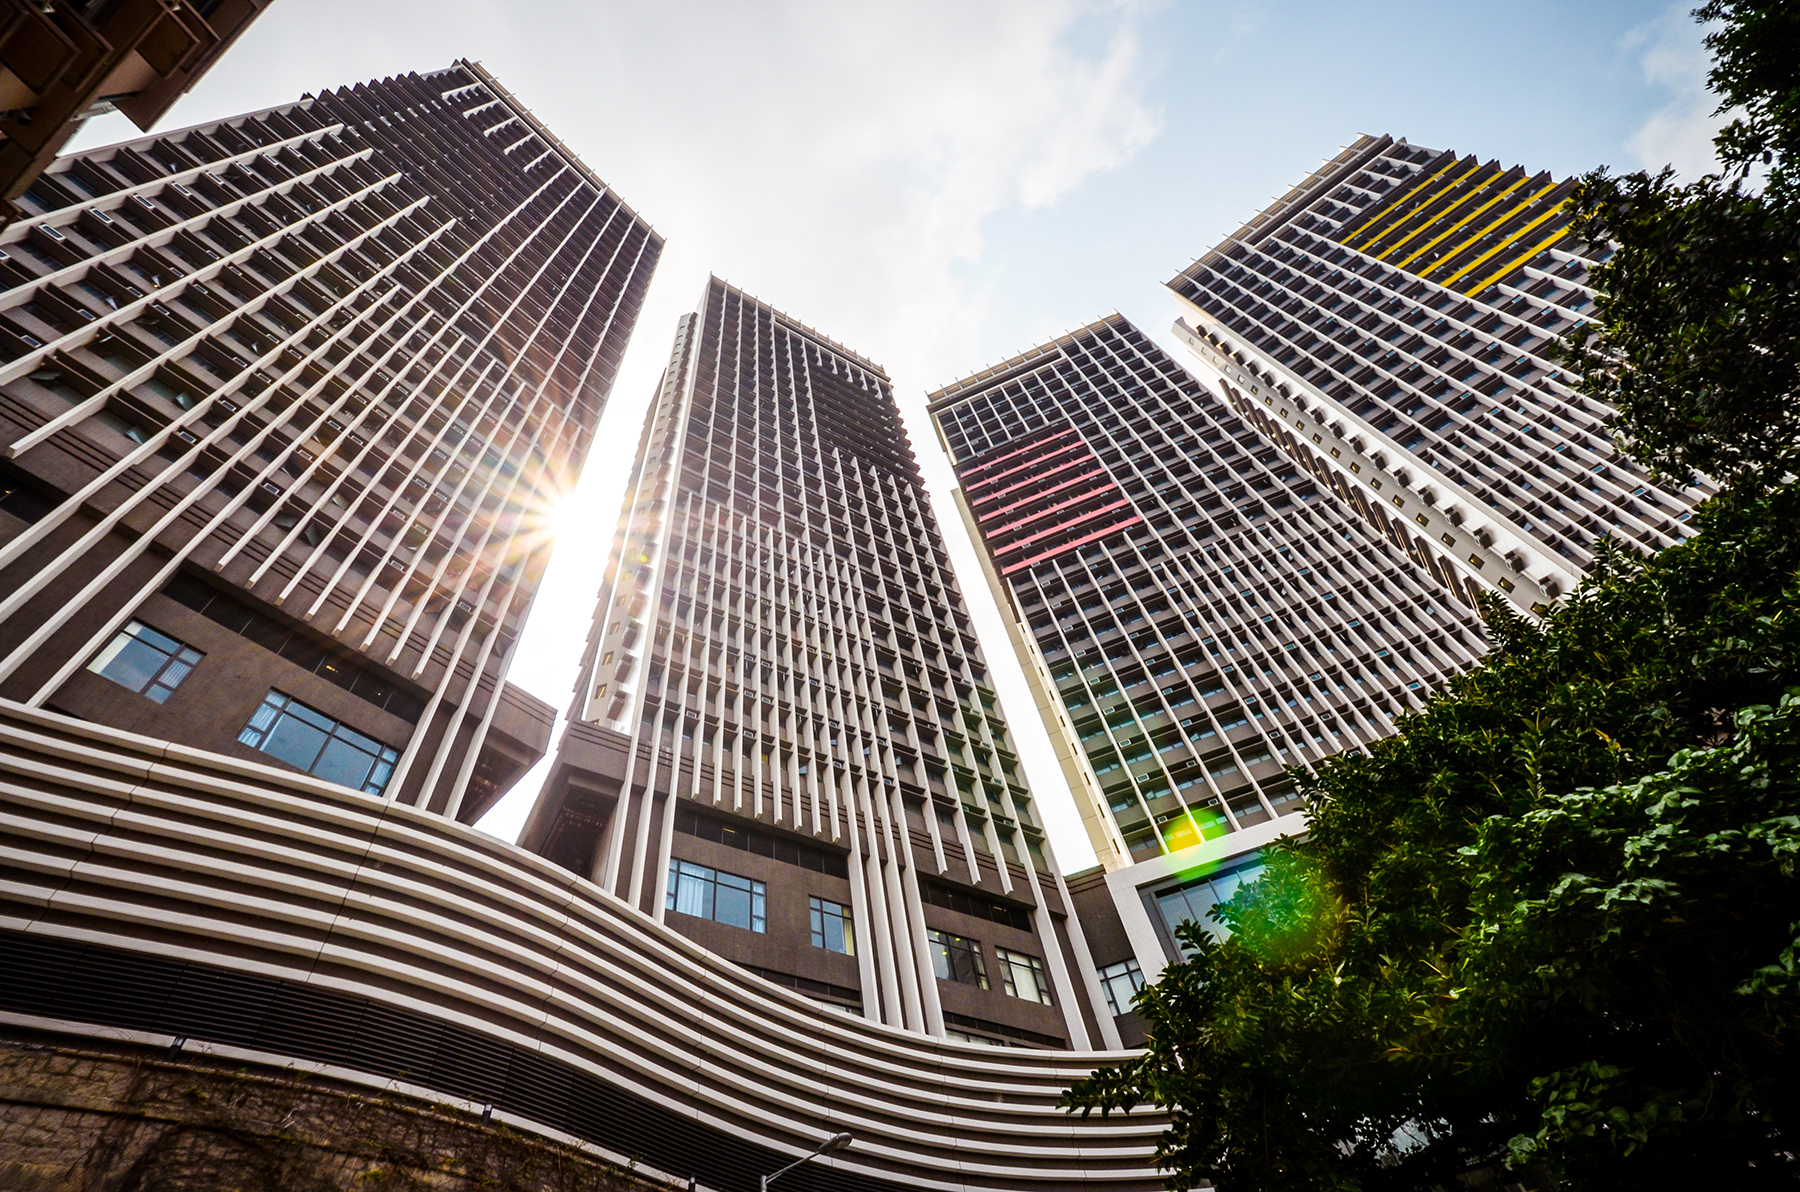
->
71, 0, 1728, 870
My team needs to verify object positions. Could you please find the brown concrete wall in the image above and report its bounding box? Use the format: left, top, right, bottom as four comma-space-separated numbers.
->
922, 898, 1070, 1041
1064, 866, 1150, 1047
667, 833, 862, 994
1064, 866, 1135, 970
0, 1034, 664, 1192
47, 591, 416, 770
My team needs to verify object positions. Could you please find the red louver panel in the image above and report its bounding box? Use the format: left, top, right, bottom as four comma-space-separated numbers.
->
961, 425, 1141, 575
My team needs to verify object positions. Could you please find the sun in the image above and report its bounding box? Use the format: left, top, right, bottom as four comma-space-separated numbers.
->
544, 492, 583, 542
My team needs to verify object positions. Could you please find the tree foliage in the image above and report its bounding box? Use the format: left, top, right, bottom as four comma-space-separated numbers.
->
1702, 0, 1800, 199
1065, 7, 1800, 1187
1067, 489, 1800, 1191
1561, 1, 1800, 488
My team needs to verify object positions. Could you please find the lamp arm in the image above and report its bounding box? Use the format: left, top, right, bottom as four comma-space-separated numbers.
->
760, 1137, 836, 1191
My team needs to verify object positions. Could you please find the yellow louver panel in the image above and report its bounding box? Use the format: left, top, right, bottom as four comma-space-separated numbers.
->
1436, 197, 1570, 289
1393, 176, 1541, 271
1340, 155, 1466, 249
1463, 224, 1573, 296
1331, 146, 1576, 296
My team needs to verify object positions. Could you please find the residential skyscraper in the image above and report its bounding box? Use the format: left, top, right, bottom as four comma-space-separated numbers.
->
928, 315, 1488, 995
0, 63, 660, 820
1165, 134, 1704, 612
2, 0, 276, 225
522, 279, 1119, 1049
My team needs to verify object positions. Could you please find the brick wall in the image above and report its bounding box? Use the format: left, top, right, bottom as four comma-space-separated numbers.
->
0, 1033, 665, 1192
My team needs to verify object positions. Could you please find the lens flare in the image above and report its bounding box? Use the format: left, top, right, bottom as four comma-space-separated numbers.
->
544, 492, 580, 541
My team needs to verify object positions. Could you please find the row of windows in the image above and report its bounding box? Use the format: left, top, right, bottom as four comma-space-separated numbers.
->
927, 928, 1054, 1006
163, 574, 427, 720
661, 859, 856, 962
666, 859, 768, 933
673, 805, 850, 878
87, 620, 399, 796
661, 861, 1054, 1004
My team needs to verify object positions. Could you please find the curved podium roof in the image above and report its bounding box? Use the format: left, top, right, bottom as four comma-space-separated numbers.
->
0, 700, 1165, 1191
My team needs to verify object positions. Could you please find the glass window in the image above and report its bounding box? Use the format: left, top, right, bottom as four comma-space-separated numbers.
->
1097, 958, 1145, 1016
995, 946, 1054, 1005
809, 896, 854, 955
927, 928, 988, 988
87, 621, 203, 704
666, 859, 766, 932
945, 1028, 1006, 1048
237, 690, 398, 796
1154, 859, 1266, 950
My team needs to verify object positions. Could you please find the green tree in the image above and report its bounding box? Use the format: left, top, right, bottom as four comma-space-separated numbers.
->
1067, 488, 1800, 1191
1561, 0, 1800, 488
1066, 6, 1800, 1187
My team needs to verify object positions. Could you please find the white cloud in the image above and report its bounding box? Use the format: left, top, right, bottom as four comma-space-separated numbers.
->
1622, 3, 1729, 180
552, 0, 1159, 376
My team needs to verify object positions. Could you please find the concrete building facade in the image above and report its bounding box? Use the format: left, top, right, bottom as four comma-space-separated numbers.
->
0, 63, 661, 820
521, 279, 1121, 1050
928, 314, 1489, 1010
0, 698, 1164, 1192
2, 0, 276, 225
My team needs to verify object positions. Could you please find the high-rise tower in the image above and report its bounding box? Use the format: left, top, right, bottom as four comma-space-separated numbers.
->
931, 138, 1710, 1016
0, 63, 660, 819
929, 315, 1487, 998
1, 0, 277, 225
1165, 134, 1704, 612
522, 279, 1117, 1049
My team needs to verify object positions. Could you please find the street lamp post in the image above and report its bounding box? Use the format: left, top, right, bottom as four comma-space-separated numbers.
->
760, 1132, 853, 1191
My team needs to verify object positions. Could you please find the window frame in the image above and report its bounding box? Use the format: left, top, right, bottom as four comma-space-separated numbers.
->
994, 946, 1054, 1005
1153, 857, 1266, 953
665, 858, 767, 933
808, 895, 855, 955
236, 689, 399, 796
87, 620, 203, 704
927, 928, 989, 989
1097, 957, 1145, 1016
